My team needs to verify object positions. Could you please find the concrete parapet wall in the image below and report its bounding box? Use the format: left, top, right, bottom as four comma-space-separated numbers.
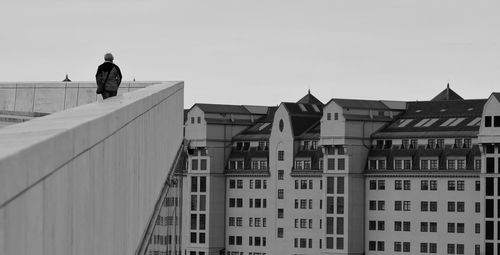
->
0, 81, 184, 255
0, 81, 160, 113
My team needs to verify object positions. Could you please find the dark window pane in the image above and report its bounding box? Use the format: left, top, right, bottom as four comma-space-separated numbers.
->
485, 116, 492, 127
487, 178, 494, 196
486, 221, 494, 240
486, 199, 494, 218
495, 116, 500, 127
327, 177, 334, 194
487, 158, 495, 173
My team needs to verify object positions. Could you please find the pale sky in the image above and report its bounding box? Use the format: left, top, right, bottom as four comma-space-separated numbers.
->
1, 0, 499, 107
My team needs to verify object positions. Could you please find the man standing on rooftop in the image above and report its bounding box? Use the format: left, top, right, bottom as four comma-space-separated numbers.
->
95, 53, 122, 99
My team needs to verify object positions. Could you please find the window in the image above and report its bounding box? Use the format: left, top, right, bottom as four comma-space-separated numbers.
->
394, 221, 402, 231
448, 222, 455, 233
485, 116, 492, 127
327, 158, 335, 170
421, 180, 429, 190
403, 201, 411, 211
278, 170, 284, 180
457, 223, 464, 233
327, 113, 331, 120
327, 177, 334, 194
394, 242, 402, 252
421, 222, 428, 232
430, 201, 437, 211
337, 177, 344, 194
496, 116, 500, 127
395, 180, 402, 190
277, 228, 283, 238
334, 113, 339, 120
457, 180, 464, 191
200, 159, 207, 170
191, 176, 198, 192
421, 201, 429, 211
277, 189, 284, 199
229, 179, 235, 189
457, 202, 464, 212
338, 158, 345, 170
404, 180, 411, 190
447, 244, 455, 254
403, 221, 410, 231
236, 179, 243, 189
278, 208, 283, 218
430, 222, 437, 232
370, 180, 377, 190
192, 159, 198, 170
448, 181, 455, 191
457, 160, 465, 170
475, 160, 481, 170
190, 117, 195, 124
448, 202, 455, 212
369, 241, 376, 251
395, 201, 402, 211
430, 160, 438, 170
428, 139, 436, 149
395, 160, 402, 170
430, 180, 437, 190
378, 241, 385, 251
327, 197, 334, 214
448, 160, 456, 170
475, 202, 480, 213
475, 223, 480, 233
403, 242, 410, 252
278, 150, 284, 161
421, 160, 429, 170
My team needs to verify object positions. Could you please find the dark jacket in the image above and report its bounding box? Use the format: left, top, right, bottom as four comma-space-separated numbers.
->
95, 62, 122, 92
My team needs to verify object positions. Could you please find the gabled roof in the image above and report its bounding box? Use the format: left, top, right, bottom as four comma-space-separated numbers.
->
374, 99, 487, 137
194, 104, 251, 114
431, 84, 463, 101
332, 98, 390, 110
492, 92, 500, 102
297, 90, 323, 106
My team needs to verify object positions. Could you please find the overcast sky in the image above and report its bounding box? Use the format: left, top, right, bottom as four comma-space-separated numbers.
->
1, 0, 499, 107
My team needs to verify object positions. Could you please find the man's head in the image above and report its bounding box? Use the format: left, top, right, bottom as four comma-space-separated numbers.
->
104, 53, 114, 62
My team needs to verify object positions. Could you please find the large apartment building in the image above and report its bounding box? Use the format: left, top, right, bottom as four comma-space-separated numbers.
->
173, 86, 500, 255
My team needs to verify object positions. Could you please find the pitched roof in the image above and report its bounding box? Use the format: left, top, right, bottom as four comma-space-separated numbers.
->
492, 93, 500, 102
373, 99, 487, 137
431, 84, 463, 101
297, 90, 323, 105
195, 104, 251, 114
332, 98, 390, 110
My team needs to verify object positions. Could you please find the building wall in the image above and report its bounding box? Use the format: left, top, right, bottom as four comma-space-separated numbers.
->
0, 81, 184, 255
365, 175, 481, 255
0, 81, 160, 113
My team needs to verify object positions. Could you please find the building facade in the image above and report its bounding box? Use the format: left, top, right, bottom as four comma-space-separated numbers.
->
173, 87, 500, 255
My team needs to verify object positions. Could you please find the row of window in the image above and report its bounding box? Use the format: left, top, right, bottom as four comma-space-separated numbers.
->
376, 138, 473, 150
294, 199, 315, 209
228, 217, 270, 228
484, 116, 500, 127
234, 141, 269, 151
325, 158, 346, 170
326, 196, 344, 214
300, 140, 318, 150
191, 176, 207, 193
228, 198, 267, 208
294, 218, 313, 229
369, 200, 467, 212
370, 221, 481, 234
369, 179, 476, 191
191, 158, 208, 171
228, 236, 267, 247
190, 214, 206, 230
294, 179, 314, 189
155, 216, 176, 226
228, 179, 268, 189
485, 157, 500, 173
370, 159, 480, 170
190, 232, 206, 244
190, 194, 206, 211
368, 241, 467, 254
326, 217, 344, 235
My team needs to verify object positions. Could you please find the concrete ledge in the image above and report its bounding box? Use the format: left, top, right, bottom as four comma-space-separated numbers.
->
0, 81, 164, 113
0, 81, 184, 255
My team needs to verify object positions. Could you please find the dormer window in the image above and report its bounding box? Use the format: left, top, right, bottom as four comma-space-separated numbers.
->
303, 141, 310, 150
243, 142, 250, 151
464, 139, 472, 149
384, 140, 392, 149
376, 140, 384, 149
427, 139, 435, 149
258, 141, 267, 151
236, 142, 243, 150
401, 139, 409, 149
454, 139, 463, 149
311, 141, 318, 150
410, 139, 417, 149
436, 139, 444, 149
